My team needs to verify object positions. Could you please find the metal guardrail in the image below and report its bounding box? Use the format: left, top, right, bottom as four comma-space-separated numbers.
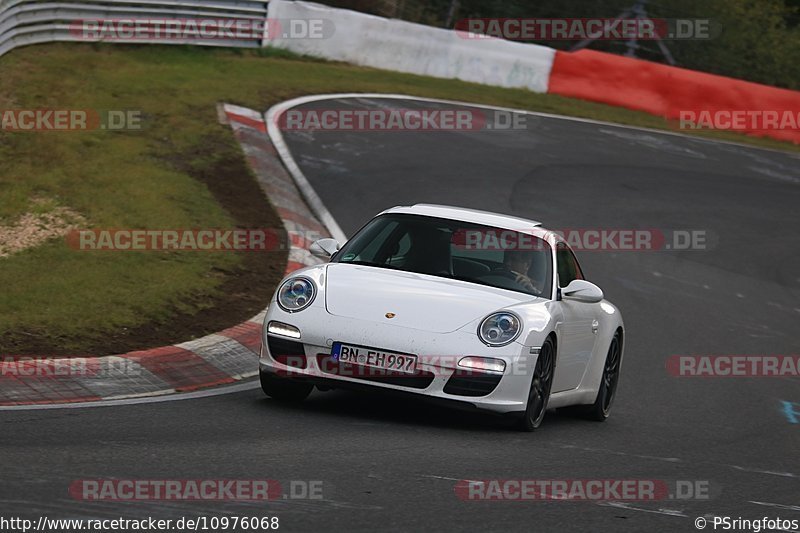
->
0, 0, 270, 58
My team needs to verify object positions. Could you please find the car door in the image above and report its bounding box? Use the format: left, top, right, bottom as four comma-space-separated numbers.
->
551, 243, 599, 392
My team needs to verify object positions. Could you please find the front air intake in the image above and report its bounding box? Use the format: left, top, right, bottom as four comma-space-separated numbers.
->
267, 336, 308, 369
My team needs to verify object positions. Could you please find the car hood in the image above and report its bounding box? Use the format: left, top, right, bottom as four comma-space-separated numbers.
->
324, 263, 531, 333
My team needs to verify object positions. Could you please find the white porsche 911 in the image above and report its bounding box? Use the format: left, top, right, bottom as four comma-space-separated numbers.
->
259, 204, 624, 431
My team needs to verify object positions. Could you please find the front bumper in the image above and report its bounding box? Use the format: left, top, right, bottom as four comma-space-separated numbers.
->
259, 306, 539, 414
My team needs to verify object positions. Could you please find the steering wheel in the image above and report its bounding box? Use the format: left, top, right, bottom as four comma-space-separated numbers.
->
491, 267, 541, 294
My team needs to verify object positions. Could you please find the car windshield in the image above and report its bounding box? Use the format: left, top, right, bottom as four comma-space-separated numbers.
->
333, 213, 552, 297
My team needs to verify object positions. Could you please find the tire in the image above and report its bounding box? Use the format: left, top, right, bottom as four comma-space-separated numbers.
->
260, 371, 313, 402
581, 331, 622, 421
517, 337, 556, 432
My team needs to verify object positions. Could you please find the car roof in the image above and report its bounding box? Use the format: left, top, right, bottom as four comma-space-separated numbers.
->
380, 204, 543, 233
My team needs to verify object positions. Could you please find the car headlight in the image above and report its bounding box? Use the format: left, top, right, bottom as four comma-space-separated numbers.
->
277, 277, 316, 312
267, 321, 301, 339
478, 312, 521, 346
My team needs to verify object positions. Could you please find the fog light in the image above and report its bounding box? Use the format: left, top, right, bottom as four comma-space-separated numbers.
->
458, 356, 506, 374
267, 321, 301, 339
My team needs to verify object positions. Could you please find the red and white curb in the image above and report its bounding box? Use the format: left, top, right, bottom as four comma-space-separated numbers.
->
0, 104, 328, 407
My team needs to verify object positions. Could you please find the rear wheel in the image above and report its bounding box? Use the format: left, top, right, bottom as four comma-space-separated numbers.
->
260, 371, 313, 402
583, 331, 622, 421
517, 337, 555, 432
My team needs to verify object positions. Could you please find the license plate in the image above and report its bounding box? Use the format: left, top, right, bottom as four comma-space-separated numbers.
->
332, 343, 417, 374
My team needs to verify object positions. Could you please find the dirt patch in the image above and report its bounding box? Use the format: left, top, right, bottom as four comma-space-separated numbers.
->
0, 200, 86, 259
3, 126, 288, 356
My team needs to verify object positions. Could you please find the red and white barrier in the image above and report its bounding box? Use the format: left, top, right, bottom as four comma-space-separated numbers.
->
547, 49, 800, 144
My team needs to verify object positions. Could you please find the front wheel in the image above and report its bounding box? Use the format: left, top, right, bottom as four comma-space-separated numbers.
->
260, 371, 313, 402
517, 337, 555, 432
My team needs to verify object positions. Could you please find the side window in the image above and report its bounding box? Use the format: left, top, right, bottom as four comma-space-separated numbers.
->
556, 243, 584, 287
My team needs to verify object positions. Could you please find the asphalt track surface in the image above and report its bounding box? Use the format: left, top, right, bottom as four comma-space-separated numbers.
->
3, 96, 799, 532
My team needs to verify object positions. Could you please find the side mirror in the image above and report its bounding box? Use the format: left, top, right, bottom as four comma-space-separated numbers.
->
561, 279, 604, 303
309, 238, 341, 259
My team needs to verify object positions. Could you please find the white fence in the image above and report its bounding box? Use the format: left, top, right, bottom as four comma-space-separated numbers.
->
268, 1, 555, 93
0, 0, 556, 93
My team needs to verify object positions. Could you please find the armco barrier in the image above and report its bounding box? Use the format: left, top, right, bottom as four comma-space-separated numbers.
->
266, 0, 555, 93
548, 49, 800, 144
0, 0, 269, 58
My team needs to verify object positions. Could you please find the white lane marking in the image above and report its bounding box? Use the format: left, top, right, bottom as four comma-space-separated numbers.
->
420, 475, 483, 483
749, 501, 800, 512
0, 381, 260, 411
559, 444, 681, 463
598, 128, 708, 159
651, 270, 717, 291
270, 498, 384, 511
598, 501, 687, 517
265, 100, 348, 243
264, 92, 797, 161
748, 165, 800, 184
728, 465, 799, 479
99, 388, 177, 401
558, 444, 800, 482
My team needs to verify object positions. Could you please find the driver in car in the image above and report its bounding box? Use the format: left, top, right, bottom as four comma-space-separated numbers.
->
499, 250, 540, 293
